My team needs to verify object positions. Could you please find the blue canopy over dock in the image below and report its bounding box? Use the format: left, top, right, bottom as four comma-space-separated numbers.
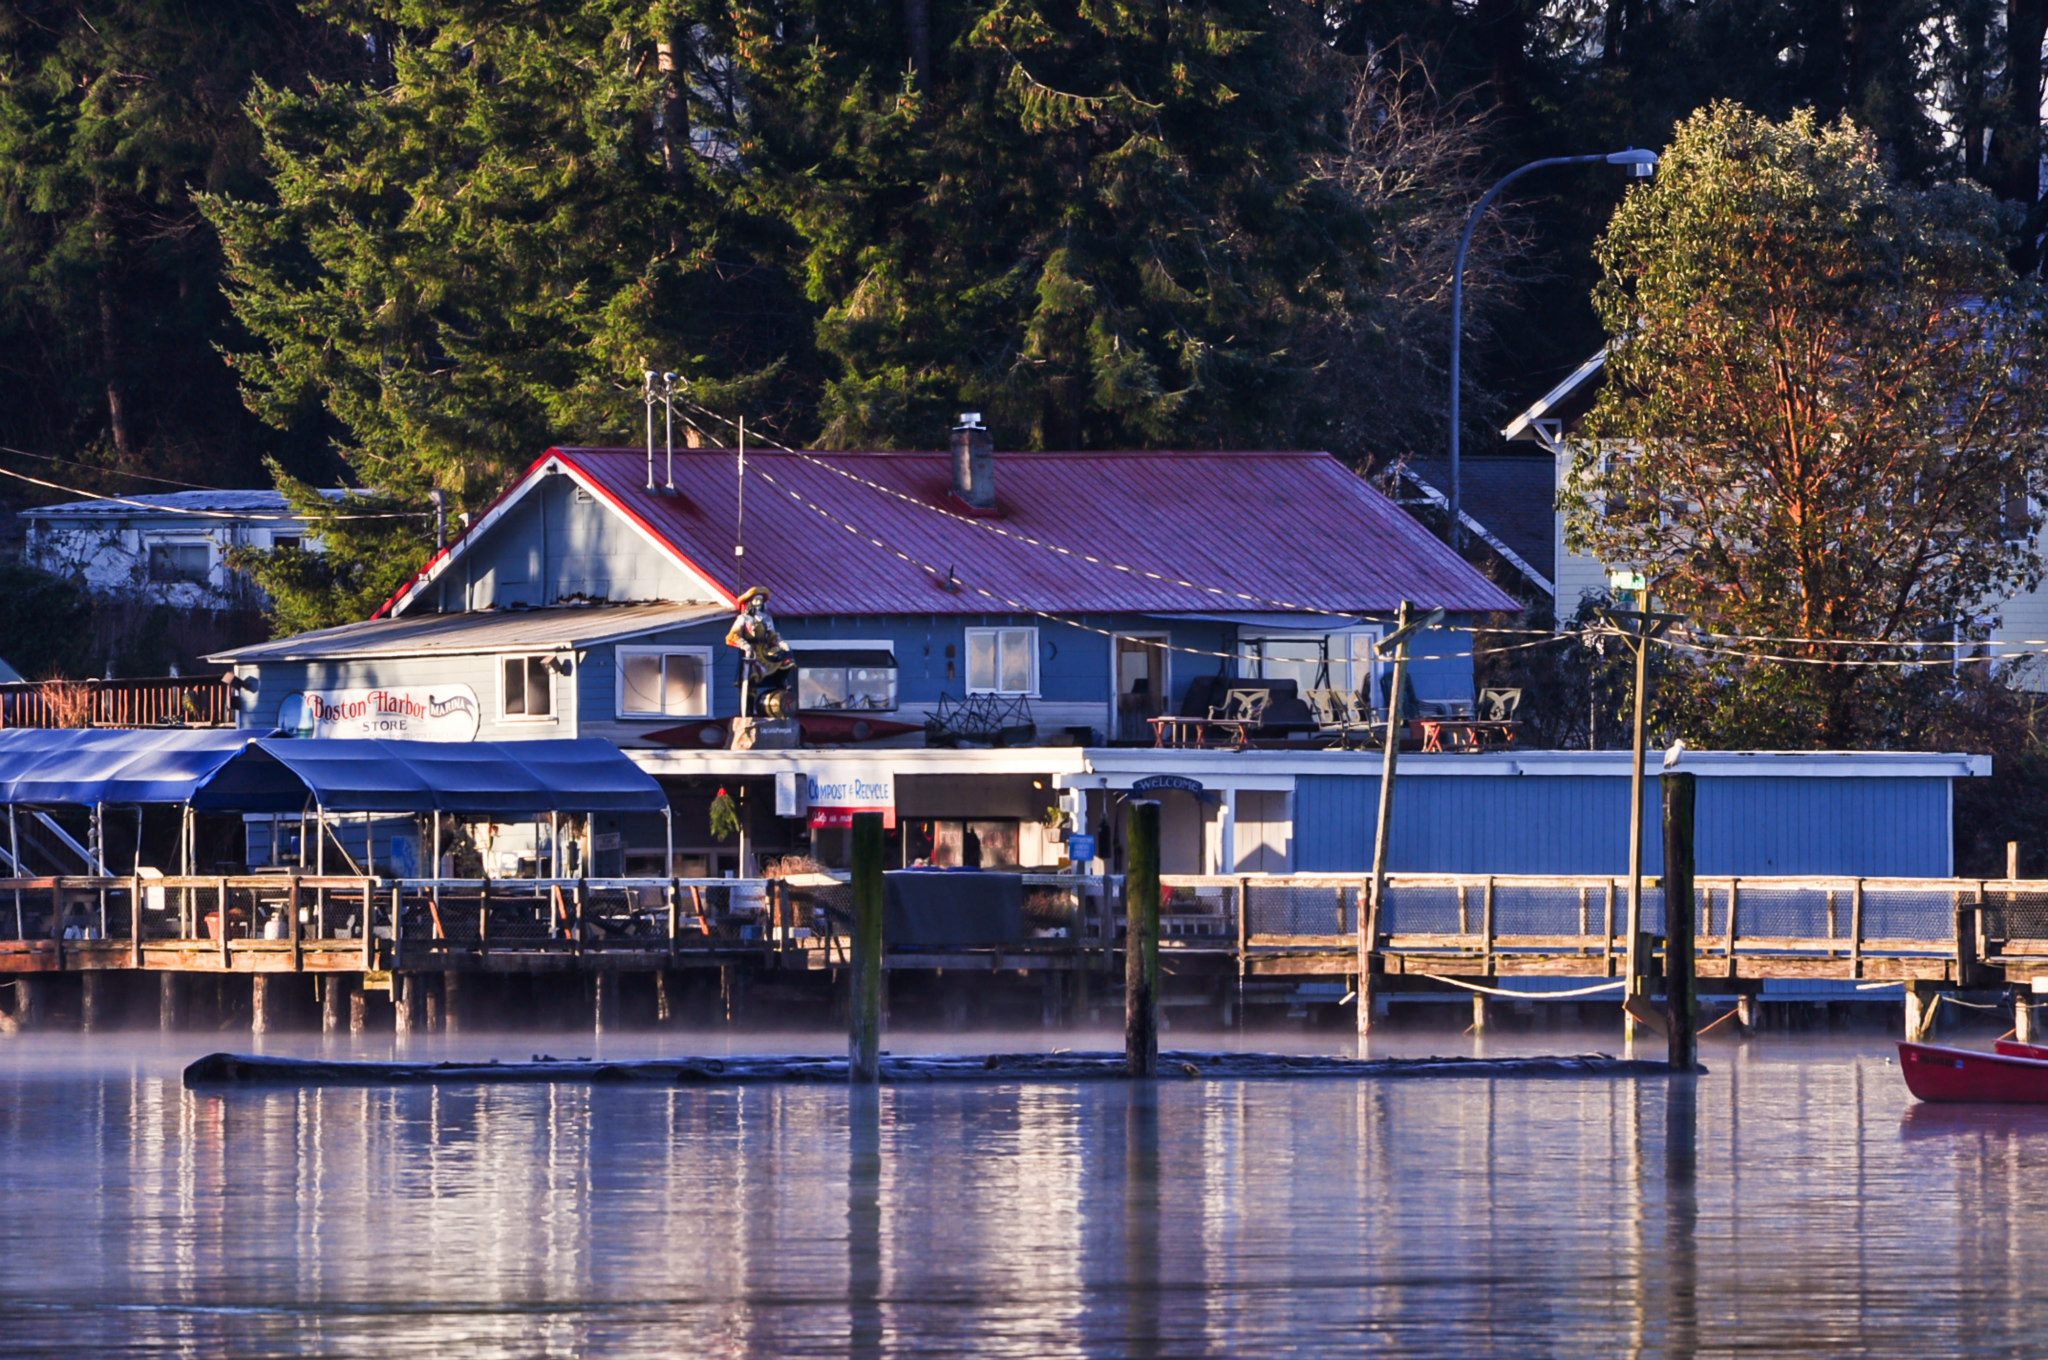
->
0, 731, 665, 815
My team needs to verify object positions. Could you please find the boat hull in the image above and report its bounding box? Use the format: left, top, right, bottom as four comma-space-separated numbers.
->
1994, 1038, 2048, 1062
1898, 1041, 2048, 1104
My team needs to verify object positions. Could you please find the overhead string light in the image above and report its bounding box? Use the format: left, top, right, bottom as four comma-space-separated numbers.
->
675, 398, 1559, 638
673, 413, 1576, 669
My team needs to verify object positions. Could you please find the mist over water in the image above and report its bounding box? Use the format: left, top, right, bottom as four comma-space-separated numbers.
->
0, 1028, 2039, 1356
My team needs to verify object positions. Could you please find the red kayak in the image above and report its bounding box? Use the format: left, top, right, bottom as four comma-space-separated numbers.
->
1899, 1041, 2048, 1103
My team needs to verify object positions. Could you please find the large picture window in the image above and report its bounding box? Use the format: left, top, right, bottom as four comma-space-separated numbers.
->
1237, 629, 1381, 701
617, 647, 711, 718
500, 654, 556, 720
965, 627, 1037, 696
793, 648, 898, 711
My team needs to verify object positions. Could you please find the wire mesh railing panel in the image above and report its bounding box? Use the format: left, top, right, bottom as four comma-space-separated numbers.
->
1161, 882, 1239, 939
1860, 886, 1957, 942
1730, 886, 1839, 942
1243, 882, 1355, 936
1980, 888, 2048, 944
1490, 882, 1604, 938
1379, 884, 1462, 937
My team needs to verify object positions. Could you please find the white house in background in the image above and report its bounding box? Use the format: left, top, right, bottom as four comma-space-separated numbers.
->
22, 489, 342, 614
1504, 349, 2048, 687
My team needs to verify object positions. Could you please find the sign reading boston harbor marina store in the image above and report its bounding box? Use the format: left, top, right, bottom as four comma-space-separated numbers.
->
279, 685, 481, 741
805, 766, 896, 830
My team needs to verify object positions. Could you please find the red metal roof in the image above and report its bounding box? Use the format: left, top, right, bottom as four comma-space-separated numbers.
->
411, 446, 1520, 618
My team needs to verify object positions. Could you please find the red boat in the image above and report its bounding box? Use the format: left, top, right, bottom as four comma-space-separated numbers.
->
1994, 1038, 2048, 1061
1898, 1041, 2048, 1103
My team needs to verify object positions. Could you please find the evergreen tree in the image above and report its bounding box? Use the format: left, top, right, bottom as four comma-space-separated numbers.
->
203, 0, 811, 505
745, 0, 1375, 451
0, 1, 353, 483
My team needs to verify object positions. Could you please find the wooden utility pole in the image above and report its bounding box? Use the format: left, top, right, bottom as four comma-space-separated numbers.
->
1604, 590, 1679, 1040
1663, 770, 1698, 1071
1125, 799, 1161, 1077
849, 811, 885, 1084
1361, 602, 1443, 1037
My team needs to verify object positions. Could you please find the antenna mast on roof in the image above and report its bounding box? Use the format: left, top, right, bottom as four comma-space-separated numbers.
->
735, 415, 746, 562
662, 372, 678, 492
642, 367, 657, 490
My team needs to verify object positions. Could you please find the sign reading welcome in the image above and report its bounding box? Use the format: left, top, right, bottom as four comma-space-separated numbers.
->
279, 685, 481, 742
804, 766, 896, 830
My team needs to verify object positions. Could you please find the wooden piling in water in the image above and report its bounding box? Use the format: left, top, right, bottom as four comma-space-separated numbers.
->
1663, 771, 1698, 1071
1125, 799, 1161, 1078
1904, 981, 1938, 1042
849, 811, 885, 1084
159, 974, 185, 1031
80, 971, 108, 1033
2016, 990, 2035, 1044
321, 976, 347, 1035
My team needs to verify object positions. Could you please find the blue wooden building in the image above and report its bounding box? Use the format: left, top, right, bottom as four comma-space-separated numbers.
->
211, 420, 1982, 878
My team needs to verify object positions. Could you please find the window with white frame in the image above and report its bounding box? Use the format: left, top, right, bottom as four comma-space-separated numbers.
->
146, 539, 213, 584
501, 654, 557, 719
965, 627, 1038, 695
616, 646, 711, 718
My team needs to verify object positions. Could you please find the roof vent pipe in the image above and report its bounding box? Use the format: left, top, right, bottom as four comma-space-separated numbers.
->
643, 369, 658, 490
951, 412, 995, 510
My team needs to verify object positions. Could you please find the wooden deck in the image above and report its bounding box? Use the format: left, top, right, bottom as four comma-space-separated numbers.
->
3, 870, 2038, 1025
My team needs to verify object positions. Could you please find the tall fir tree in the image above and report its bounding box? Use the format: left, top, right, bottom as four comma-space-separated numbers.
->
0, 1, 355, 483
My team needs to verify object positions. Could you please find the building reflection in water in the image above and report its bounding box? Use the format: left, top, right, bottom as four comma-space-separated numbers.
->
13, 1038, 2048, 1356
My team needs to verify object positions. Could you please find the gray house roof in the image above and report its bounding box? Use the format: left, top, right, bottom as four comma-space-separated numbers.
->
210, 601, 726, 664
21, 488, 349, 522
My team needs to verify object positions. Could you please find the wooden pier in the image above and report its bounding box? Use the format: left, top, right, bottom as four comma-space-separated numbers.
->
1, 868, 2041, 1036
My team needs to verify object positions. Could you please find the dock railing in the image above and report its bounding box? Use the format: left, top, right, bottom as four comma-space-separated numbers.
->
0, 873, 792, 970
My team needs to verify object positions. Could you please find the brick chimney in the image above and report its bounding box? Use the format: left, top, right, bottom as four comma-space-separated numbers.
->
950, 412, 995, 510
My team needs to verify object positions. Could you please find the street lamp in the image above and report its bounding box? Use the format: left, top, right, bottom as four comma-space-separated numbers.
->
1447, 148, 1659, 550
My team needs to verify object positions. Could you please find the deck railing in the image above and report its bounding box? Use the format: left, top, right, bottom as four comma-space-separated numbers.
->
0, 676, 235, 729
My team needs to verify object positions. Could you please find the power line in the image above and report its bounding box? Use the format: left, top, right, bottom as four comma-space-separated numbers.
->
0, 445, 230, 492
0, 463, 427, 523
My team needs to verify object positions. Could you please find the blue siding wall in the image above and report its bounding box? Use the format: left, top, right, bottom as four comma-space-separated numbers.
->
573, 613, 1476, 722
1295, 773, 1952, 877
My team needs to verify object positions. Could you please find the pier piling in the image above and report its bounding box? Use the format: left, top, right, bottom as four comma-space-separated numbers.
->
1904, 981, 1938, 1043
2017, 992, 2035, 1044
1125, 799, 1161, 1078
80, 972, 109, 1033
1664, 772, 1698, 1071
321, 976, 347, 1035
158, 974, 185, 1031
395, 973, 423, 1037
250, 975, 282, 1036
849, 810, 884, 1084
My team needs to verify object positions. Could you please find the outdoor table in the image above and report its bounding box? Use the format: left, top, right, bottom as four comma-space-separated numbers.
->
1148, 715, 1254, 750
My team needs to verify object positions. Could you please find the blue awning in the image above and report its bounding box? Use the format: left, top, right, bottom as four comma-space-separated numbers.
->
0, 729, 263, 806
192, 737, 668, 815
0, 731, 667, 815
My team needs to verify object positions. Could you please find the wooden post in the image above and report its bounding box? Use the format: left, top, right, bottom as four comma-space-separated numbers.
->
159, 974, 186, 1031
288, 872, 303, 973
394, 972, 422, 1037
1725, 879, 1741, 973
1904, 981, 1938, 1043
1623, 598, 1653, 1039
321, 975, 347, 1034
1663, 771, 1698, 1072
849, 810, 885, 1084
1125, 799, 1161, 1078
80, 971, 107, 1034
216, 876, 230, 970
1469, 992, 1487, 1035
1363, 599, 1422, 1037
129, 875, 142, 968
250, 974, 277, 1036
2009, 840, 2020, 881
2016, 990, 2035, 1044
1849, 879, 1865, 981
593, 970, 619, 1035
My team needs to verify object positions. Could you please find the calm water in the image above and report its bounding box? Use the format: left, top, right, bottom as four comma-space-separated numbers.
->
0, 1027, 2038, 1357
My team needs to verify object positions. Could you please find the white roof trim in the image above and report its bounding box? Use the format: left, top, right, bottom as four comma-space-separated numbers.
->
1502, 349, 1607, 443
383, 453, 733, 618
628, 746, 1989, 781
1397, 468, 1554, 599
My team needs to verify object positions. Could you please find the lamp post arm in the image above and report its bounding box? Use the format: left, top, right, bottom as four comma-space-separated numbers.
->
1447, 152, 1615, 552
